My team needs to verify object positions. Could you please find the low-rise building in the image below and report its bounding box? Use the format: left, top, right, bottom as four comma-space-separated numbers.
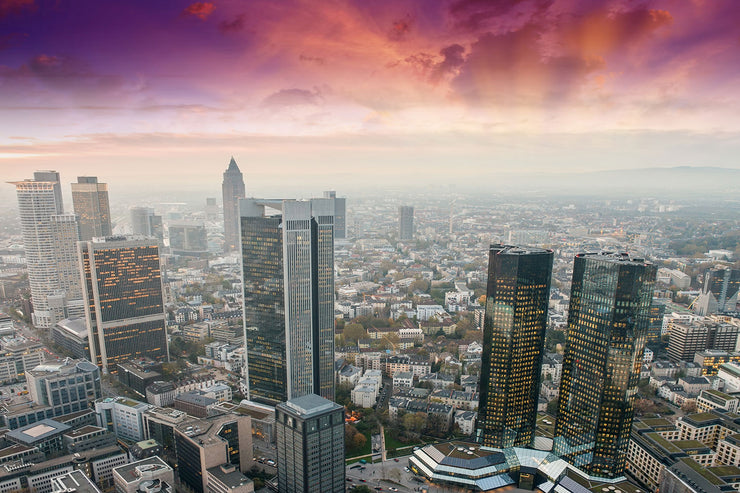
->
112, 456, 175, 493
453, 410, 477, 435
206, 464, 254, 493
697, 389, 739, 413
392, 371, 414, 389
95, 397, 151, 442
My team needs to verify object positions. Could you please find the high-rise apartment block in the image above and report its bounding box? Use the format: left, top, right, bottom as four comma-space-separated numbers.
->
477, 245, 553, 449
695, 268, 740, 315
323, 191, 346, 239
78, 236, 168, 373
71, 176, 112, 241
240, 198, 335, 405
554, 252, 656, 479
276, 394, 345, 493
222, 157, 245, 252
399, 205, 414, 240
9, 172, 82, 328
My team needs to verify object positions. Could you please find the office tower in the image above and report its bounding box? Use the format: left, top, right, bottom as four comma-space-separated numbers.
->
173, 414, 253, 493
323, 190, 346, 239
476, 245, 553, 448
26, 359, 101, 420
71, 176, 112, 241
276, 394, 345, 493
33, 170, 63, 212
10, 173, 81, 328
695, 268, 740, 315
222, 157, 245, 252
205, 196, 219, 221
240, 198, 334, 405
168, 222, 208, 256
647, 298, 666, 345
399, 205, 414, 240
667, 319, 740, 362
554, 252, 656, 479
130, 207, 163, 240
79, 236, 168, 373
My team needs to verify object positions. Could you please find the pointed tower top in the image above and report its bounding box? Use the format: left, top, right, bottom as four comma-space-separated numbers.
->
227, 156, 240, 172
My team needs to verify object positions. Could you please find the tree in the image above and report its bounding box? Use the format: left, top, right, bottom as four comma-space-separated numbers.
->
546, 399, 558, 416
681, 400, 698, 413
344, 323, 368, 344
350, 486, 373, 493
402, 412, 426, 433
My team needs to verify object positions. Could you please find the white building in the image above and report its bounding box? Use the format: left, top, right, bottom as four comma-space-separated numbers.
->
351, 385, 377, 408
95, 397, 151, 442
393, 371, 414, 389
453, 410, 477, 435
416, 305, 447, 321
718, 361, 740, 392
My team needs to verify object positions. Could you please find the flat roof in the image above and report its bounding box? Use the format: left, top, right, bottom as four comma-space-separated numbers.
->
7, 419, 70, 443
113, 456, 172, 484
280, 393, 341, 418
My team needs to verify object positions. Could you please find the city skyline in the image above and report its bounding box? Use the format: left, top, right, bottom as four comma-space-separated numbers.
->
1, 1, 740, 191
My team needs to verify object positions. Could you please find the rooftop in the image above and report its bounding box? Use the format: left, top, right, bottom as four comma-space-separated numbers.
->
207, 464, 253, 488
7, 419, 70, 443
113, 456, 172, 484
280, 393, 341, 418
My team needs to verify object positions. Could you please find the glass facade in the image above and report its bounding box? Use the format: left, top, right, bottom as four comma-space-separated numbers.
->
71, 177, 111, 241
241, 199, 335, 406
80, 238, 168, 373
222, 157, 246, 252
554, 253, 656, 479
477, 245, 553, 449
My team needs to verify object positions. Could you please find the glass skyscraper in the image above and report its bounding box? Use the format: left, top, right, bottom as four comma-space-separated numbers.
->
71, 176, 112, 241
222, 157, 245, 252
240, 198, 335, 405
398, 205, 414, 240
554, 252, 656, 479
78, 236, 169, 373
477, 245, 553, 449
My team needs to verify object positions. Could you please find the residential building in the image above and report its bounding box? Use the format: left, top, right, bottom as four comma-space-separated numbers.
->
10, 172, 82, 328
477, 245, 553, 449
222, 157, 245, 252
555, 252, 656, 479
71, 176, 111, 241
275, 394, 345, 493
240, 198, 335, 405
79, 236, 169, 373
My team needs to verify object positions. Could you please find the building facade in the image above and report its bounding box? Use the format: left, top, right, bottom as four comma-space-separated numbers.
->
398, 205, 414, 241
222, 157, 246, 252
323, 191, 346, 239
10, 172, 81, 328
71, 176, 111, 241
240, 198, 335, 405
78, 236, 169, 373
695, 268, 740, 315
554, 252, 656, 479
476, 245, 553, 449
276, 394, 345, 493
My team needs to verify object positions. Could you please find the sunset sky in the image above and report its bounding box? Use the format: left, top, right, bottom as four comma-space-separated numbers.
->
1, 0, 739, 192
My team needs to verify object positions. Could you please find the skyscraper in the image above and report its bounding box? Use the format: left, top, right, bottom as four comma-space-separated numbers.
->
240, 198, 335, 405
276, 394, 345, 493
323, 191, 346, 239
222, 157, 245, 252
78, 236, 169, 373
554, 252, 656, 479
71, 176, 112, 240
476, 245, 553, 449
694, 268, 740, 315
399, 205, 414, 240
9, 173, 81, 328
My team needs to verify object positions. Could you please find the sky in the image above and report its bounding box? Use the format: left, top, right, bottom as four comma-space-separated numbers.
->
1, 0, 739, 193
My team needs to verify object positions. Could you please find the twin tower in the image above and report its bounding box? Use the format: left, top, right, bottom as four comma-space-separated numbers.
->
477, 245, 656, 479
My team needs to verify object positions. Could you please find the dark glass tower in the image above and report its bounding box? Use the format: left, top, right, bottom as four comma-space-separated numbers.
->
476, 245, 553, 448
71, 176, 112, 241
554, 252, 656, 479
241, 199, 335, 405
222, 157, 246, 252
78, 236, 169, 373
398, 205, 414, 240
276, 394, 345, 493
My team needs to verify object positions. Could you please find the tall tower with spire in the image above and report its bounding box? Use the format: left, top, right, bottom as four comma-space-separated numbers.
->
222, 157, 246, 252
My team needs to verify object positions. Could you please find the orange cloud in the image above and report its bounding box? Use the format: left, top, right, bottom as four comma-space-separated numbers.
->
182, 2, 215, 20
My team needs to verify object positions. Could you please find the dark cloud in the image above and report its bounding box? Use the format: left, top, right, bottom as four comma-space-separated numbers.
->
299, 54, 326, 65
0, 0, 34, 18
0, 32, 26, 51
388, 15, 413, 41
218, 14, 246, 33
448, 0, 553, 33
430, 44, 465, 82
261, 88, 322, 107
181, 2, 216, 20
